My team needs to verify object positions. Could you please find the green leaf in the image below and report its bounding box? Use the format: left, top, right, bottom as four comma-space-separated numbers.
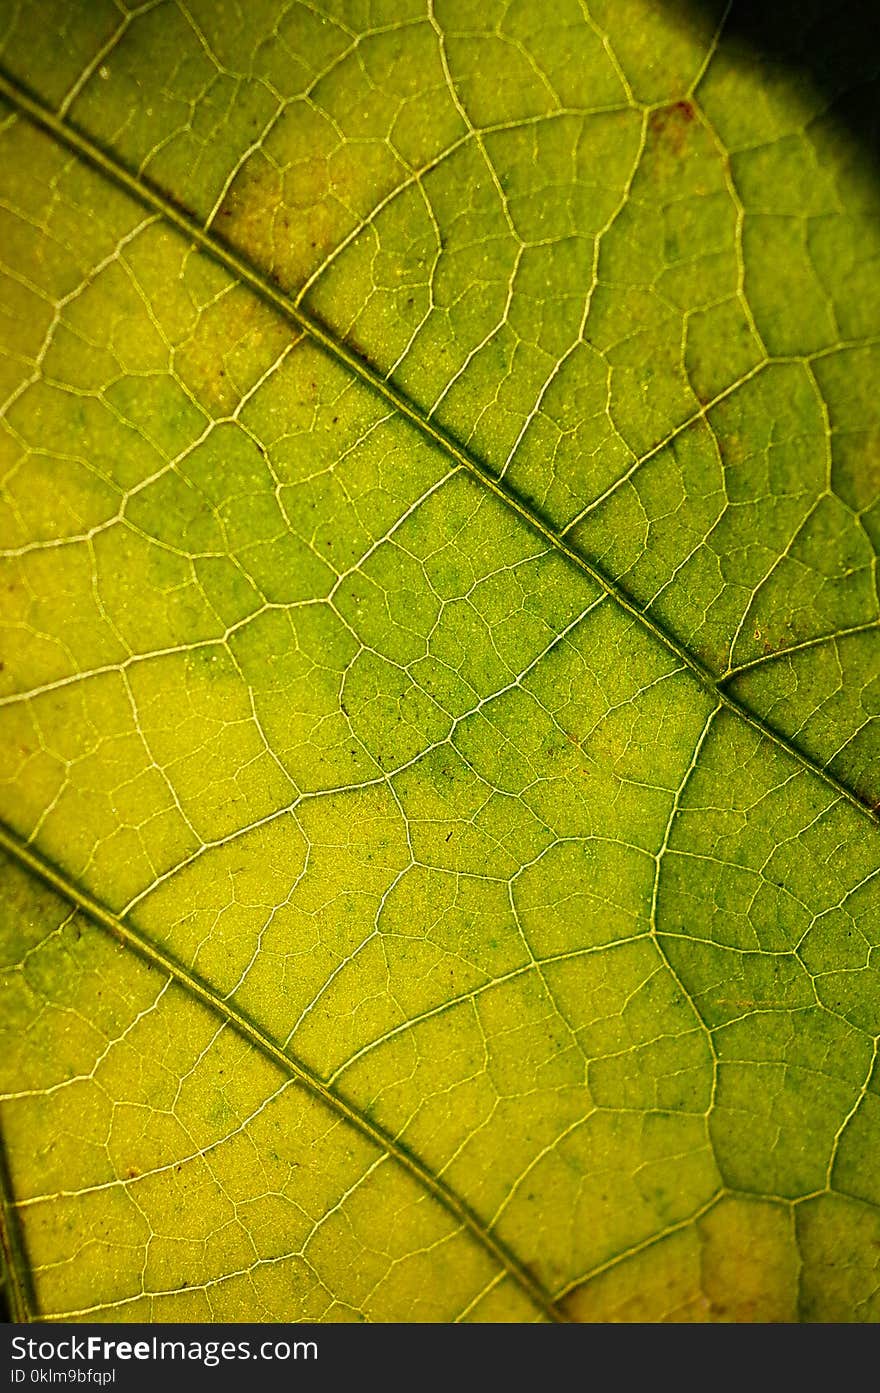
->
0, 0, 878, 1323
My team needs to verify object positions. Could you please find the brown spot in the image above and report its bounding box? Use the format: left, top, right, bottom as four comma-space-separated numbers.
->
648, 99, 697, 154
217, 151, 283, 264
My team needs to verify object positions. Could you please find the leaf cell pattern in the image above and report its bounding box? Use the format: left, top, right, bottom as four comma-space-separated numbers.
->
0, 0, 878, 1323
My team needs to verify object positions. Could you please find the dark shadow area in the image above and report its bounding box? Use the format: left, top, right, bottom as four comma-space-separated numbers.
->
668, 0, 880, 170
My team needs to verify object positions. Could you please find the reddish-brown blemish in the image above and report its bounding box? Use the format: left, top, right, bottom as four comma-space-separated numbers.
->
648, 99, 697, 153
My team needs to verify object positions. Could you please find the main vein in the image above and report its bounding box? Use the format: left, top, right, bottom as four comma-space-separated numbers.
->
0, 820, 564, 1324
0, 67, 877, 827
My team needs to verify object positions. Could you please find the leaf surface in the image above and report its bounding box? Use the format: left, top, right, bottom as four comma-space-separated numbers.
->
0, 0, 878, 1323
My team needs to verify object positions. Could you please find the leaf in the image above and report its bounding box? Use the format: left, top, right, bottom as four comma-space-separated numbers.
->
0, 0, 878, 1324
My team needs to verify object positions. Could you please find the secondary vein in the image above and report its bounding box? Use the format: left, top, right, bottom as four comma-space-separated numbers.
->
0, 1116, 35, 1322
0, 820, 566, 1325
0, 67, 876, 827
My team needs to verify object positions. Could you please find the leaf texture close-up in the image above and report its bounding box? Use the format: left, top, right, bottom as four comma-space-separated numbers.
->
0, 0, 878, 1323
